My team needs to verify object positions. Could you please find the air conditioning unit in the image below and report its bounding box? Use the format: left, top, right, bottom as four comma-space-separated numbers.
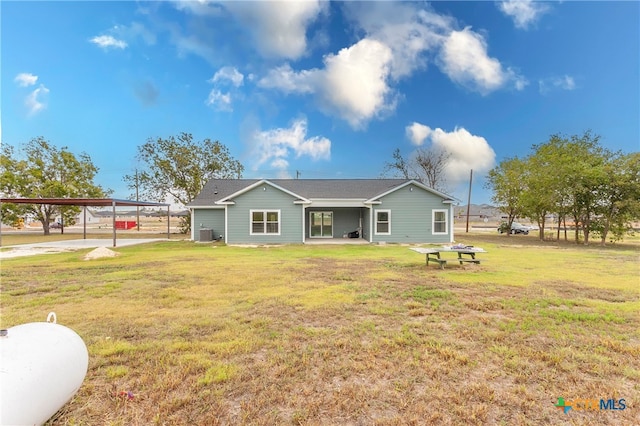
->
199, 228, 213, 242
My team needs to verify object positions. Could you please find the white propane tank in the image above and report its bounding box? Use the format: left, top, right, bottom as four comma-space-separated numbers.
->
0, 312, 89, 426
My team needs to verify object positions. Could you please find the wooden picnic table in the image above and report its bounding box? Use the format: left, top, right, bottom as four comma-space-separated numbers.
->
411, 246, 487, 269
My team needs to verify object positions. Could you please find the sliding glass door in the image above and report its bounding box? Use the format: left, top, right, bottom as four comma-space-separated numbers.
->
309, 211, 333, 238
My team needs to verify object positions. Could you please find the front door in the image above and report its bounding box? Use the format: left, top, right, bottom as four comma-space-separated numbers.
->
310, 211, 333, 238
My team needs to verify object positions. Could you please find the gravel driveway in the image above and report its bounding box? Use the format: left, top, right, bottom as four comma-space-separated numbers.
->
0, 238, 167, 259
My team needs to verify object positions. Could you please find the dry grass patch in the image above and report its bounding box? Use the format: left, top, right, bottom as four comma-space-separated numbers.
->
1, 238, 638, 425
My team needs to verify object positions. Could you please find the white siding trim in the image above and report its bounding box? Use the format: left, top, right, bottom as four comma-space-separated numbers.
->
365, 179, 455, 203
224, 206, 228, 243
220, 180, 310, 204
190, 210, 195, 241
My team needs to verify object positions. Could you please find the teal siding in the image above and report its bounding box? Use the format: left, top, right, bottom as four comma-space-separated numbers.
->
227, 184, 302, 244
371, 183, 452, 243
193, 208, 225, 241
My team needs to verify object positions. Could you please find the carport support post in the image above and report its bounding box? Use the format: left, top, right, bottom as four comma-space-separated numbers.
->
167, 205, 170, 239
83, 206, 87, 240
112, 200, 117, 247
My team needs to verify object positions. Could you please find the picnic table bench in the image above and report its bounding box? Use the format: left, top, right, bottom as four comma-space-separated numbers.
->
411, 246, 487, 269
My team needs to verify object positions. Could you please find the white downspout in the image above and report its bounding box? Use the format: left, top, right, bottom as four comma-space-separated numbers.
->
224, 205, 228, 243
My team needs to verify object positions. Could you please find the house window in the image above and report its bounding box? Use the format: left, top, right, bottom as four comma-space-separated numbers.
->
250, 210, 280, 235
375, 210, 391, 235
432, 209, 448, 234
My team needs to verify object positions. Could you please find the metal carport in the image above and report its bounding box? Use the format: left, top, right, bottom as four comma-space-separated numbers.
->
0, 198, 170, 247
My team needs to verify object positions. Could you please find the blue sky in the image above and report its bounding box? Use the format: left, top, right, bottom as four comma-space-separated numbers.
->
2, 1, 639, 205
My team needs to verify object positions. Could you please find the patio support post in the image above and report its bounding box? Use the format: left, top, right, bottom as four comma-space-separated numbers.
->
301, 206, 306, 243
112, 200, 117, 247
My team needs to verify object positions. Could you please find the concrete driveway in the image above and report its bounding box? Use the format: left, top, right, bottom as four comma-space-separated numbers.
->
0, 238, 167, 259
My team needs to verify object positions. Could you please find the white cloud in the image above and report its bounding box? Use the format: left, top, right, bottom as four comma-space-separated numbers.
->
220, 0, 326, 60
259, 38, 395, 129
210, 66, 244, 87
14, 73, 38, 87
438, 27, 525, 94
343, 2, 450, 80
514, 75, 529, 91
170, 30, 217, 63
205, 89, 232, 111
115, 22, 157, 46
346, 2, 526, 95
558, 75, 576, 90
406, 122, 432, 146
411, 124, 496, 184
90, 35, 128, 49
206, 66, 245, 111
25, 84, 50, 116
258, 64, 318, 94
318, 39, 395, 128
249, 118, 331, 171
172, 0, 225, 17
539, 75, 577, 94
497, 0, 551, 30
256, 3, 526, 128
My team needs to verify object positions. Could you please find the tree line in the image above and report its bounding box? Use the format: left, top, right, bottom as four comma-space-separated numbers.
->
1, 133, 243, 234
2, 130, 637, 241
485, 131, 639, 244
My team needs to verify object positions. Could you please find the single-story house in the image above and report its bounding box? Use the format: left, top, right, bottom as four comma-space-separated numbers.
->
188, 179, 456, 244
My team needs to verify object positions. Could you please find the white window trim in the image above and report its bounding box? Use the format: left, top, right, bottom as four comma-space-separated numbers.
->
375, 209, 391, 235
432, 209, 448, 235
249, 209, 281, 236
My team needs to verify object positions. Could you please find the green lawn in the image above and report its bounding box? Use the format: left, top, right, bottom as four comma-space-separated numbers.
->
1, 233, 638, 425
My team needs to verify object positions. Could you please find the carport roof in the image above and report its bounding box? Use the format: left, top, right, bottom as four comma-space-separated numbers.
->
1, 198, 169, 207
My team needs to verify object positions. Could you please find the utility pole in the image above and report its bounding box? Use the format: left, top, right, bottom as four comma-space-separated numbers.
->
135, 170, 140, 232
296, 170, 301, 179
465, 169, 473, 233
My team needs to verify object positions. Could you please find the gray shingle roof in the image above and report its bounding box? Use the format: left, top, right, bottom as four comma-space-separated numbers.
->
189, 179, 452, 206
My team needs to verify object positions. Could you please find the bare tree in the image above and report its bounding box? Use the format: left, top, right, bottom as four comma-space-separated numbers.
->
412, 146, 451, 192
381, 147, 450, 192
381, 148, 411, 179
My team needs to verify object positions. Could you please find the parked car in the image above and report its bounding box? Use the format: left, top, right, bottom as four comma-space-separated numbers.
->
498, 222, 529, 235
50, 222, 62, 229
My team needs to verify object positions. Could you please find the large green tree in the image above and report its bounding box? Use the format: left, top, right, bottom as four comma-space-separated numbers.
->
484, 157, 527, 236
125, 133, 243, 232
592, 152, 640, 243
555, 131, 610, 244
1, 137, 109, 234
524, 134, 577, 241
487, 130, 639, 245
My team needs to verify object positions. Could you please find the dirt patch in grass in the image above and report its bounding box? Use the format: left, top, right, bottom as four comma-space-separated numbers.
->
537, 280, 640, 303
83, 247, 120, 260
1, 241, 638, 425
